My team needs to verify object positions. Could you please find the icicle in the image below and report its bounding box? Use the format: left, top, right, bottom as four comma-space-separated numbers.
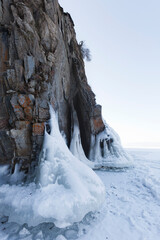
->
0, 106, 105, 228
70, 110, 95, 168
89, 124, 133, 169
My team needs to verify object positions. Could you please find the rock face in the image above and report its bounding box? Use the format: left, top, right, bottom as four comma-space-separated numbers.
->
0, 0, 105, 170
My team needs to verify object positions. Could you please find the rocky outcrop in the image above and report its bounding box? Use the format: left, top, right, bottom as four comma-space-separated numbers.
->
0, 0, 105, 170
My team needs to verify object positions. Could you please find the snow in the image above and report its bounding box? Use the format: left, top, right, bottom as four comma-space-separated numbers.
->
19, 228, 30, 236
78, 149, 160, 240
0, 106, 159, 239
56, 235, 67, 240
0, 106, 105, 229
1, 148, 160, 240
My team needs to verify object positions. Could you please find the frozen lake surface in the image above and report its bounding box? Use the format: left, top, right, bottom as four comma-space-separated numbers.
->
79, 149, 160, 240
0, 149, 160, 240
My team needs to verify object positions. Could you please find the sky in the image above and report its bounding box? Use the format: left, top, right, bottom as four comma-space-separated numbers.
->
59, 0, 160, 149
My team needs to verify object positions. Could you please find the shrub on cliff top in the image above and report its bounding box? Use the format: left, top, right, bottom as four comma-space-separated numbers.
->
79, 41, 92, 62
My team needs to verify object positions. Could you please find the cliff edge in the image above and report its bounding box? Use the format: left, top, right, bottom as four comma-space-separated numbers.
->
0, 0, 131, 171
0, 0, 105, 169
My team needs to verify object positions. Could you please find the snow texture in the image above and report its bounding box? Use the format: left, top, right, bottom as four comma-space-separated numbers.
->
0, 106, 105, 228
0, 149, 160, 240
78, 149, 160, 240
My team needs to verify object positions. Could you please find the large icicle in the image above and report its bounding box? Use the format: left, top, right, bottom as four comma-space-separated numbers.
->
69, 110, 95, 169
0, 106, 105, 228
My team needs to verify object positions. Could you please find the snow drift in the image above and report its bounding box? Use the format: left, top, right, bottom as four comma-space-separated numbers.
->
0, 107, 105, 228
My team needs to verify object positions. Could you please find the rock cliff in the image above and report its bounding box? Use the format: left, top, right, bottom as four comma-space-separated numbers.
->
0, 0, 106, 171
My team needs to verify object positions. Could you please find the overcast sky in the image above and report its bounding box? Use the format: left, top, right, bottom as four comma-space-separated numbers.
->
59, 0, 160, 149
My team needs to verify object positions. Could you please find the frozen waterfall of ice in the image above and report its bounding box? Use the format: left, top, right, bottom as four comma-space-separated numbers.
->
69, 111, 133, 169
88, 120, 133, 169
70, 110, 95, 169
0, 106, 105, 228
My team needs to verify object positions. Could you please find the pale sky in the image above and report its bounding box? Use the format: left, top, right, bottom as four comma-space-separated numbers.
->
59, 0, 160, 149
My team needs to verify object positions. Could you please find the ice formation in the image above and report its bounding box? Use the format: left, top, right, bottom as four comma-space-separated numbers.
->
0, 164, 25, 185
0, 149, 160, 240
70, 112, 132, 169
89, 125, 133, 169
0, 107, 105, 228
70, 110, 95, 169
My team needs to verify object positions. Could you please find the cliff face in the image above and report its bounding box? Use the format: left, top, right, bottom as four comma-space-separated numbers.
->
0, 0, 105, 170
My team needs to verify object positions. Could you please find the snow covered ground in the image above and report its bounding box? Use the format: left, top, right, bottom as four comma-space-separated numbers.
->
0, 148, 160, 240
78, 148, 160, 240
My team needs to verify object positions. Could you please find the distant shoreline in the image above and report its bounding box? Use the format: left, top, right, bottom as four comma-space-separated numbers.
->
125, 148, 160, 151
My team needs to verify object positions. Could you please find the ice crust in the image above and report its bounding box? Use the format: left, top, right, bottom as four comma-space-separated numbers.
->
0, 107, 105, 228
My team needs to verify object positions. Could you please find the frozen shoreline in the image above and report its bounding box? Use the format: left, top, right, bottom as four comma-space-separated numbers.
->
0, 149, 160, 240
79, 148, 160, 240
